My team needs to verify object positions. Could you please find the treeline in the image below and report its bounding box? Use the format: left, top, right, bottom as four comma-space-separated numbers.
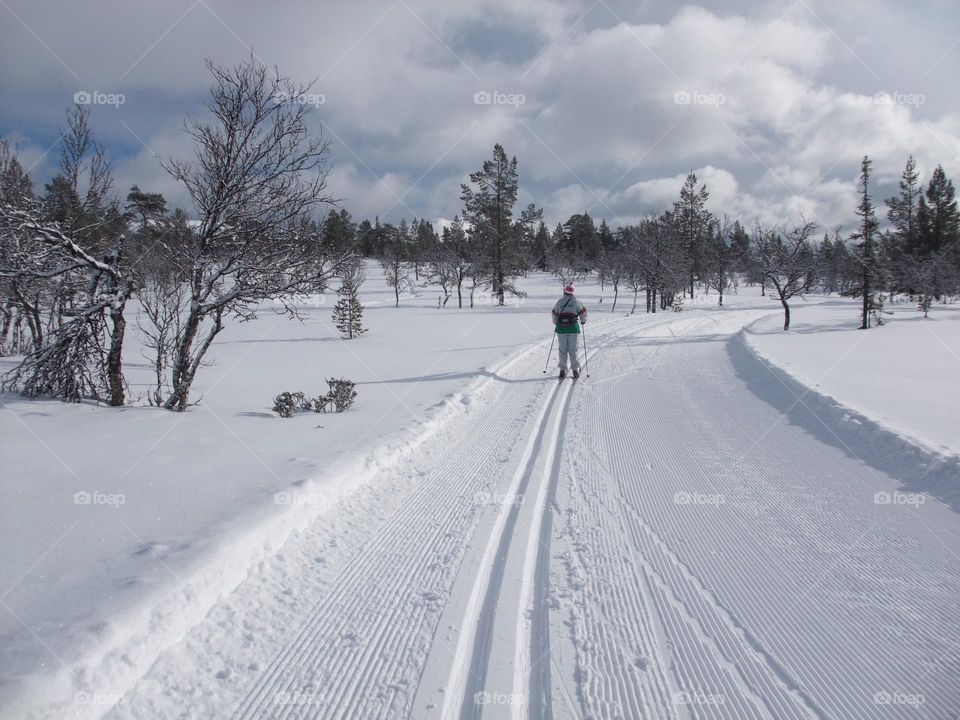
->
2, 56, 958, 409
327, 154, 958, 330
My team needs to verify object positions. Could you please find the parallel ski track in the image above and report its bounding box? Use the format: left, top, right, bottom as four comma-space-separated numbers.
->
444, 315, 669, 720
566, 309, 960, 719
231, 358, 546, 719
560, 312, 759, 720
233, 314, 658, 720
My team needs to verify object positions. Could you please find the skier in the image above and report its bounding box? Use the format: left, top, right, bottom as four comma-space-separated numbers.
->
551, 284, 588, 379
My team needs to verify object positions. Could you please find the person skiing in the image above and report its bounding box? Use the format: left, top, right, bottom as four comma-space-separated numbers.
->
551, 284, 588, 379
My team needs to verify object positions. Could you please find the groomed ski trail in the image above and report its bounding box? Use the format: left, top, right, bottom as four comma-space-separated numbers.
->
554, 308, 960, 720
105, 308, 960, 720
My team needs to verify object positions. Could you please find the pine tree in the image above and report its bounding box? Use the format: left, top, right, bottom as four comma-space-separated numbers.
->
886, 155, 920, 255
672, 172, 711, 298
332, 263, 366, 338
460, 144, 537, 306
917, 165, 959, 256
844, 156, 881, 329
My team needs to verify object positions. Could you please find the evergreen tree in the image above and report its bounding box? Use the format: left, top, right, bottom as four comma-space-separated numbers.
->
356, 219, 375, 256
332, 262, 366, 338
322, 208, 357, 254
843, 156, 882, 329
532, 220, 551, 270
562, 212, 601, 266
460, 144, 536, 305
0, 139, 34, 207
917, 165, 959, 256
672, 172, 710, 298
885, 155, 921, 255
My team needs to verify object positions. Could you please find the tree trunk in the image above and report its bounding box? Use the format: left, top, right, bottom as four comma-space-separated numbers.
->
165, 304, 202, 410
780, 296, 791, 331
860, 265, 870, 329
106, 302, 127, 406
611, 286, 618, 312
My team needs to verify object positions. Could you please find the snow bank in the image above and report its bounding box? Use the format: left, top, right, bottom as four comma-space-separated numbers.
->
733, 307, 960, 511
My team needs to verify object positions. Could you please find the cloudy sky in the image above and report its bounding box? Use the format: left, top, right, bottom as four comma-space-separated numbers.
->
2, 0, 958, 233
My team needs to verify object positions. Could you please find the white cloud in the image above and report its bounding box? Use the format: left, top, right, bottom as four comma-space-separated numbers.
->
1, 0, 958, 233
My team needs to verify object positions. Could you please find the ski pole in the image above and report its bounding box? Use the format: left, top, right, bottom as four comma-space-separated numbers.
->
582, 326, 590, 378
542, 332, 556, 374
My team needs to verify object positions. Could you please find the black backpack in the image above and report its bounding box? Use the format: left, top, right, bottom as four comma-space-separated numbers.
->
556, 296, 577, 327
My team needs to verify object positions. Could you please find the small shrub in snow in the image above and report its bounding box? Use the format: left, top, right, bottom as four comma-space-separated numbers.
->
273, 391, 309, 418
324, 378, 357, 413
272, 379, 356, 417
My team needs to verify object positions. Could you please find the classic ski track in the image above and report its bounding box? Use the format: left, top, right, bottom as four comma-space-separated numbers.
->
599, 314, 835, 719
559, 311, 761, 720
517, 314, 707, 720
232, 376, 541, 720
566, 308, 960, 720
111, 304, 960, 720
442, 315, 681, 720
234, 314, 646, 720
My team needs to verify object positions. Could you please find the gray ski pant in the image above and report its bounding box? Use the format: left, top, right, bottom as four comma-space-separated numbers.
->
557, 333, 580, 370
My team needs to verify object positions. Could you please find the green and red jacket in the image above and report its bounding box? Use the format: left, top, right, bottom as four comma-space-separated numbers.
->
552, 294, 588, 334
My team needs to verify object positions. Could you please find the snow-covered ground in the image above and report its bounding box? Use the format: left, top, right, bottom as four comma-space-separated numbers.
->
746, 302, 960, 458
2, 278, 958, 720
745, 301, 960, 511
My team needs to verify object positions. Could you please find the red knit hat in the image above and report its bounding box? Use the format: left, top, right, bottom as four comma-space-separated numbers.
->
564, 284, 575, 294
